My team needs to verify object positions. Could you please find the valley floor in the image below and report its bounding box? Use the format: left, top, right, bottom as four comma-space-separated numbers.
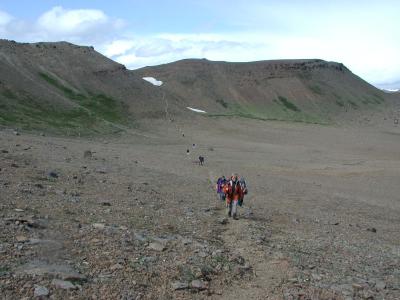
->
1, 118, 400, 299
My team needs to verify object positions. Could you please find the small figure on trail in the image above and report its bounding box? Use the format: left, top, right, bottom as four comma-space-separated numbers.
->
192, 143, 196, 148
199, 156, 205, 166
186, 149, 190, 155
238, 177, 248, 207
216, 175, 227, 201
223, 173, 243, 220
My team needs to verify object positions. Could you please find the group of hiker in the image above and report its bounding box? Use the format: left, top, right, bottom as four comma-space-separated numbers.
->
216, 174, 247, 220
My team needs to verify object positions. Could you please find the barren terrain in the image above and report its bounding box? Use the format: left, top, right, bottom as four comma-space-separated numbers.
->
1, 116, 399, 299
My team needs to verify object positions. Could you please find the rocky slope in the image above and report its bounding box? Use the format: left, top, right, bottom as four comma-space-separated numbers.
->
0, 40, 165, 134
135, 59, 390, 124
0, 40, 394, 134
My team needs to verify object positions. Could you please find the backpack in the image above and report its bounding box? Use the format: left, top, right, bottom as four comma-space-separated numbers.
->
240, 179, 248, 195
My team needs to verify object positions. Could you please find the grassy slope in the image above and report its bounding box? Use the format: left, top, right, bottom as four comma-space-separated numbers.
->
208, 81, 387, 125
0, 72, 131, 135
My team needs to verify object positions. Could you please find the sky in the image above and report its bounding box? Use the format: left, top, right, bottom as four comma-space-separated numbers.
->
0, 0, 399, 89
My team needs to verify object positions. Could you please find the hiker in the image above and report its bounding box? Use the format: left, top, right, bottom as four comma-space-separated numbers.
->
216, 176, 227, 201
223, 173, 243, 219
199, 156, 204, 166
186, 149, 190, 155
238, 176, 248, 207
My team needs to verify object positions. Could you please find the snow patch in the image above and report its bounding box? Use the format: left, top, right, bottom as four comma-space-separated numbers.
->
142, 77, 163, 86
187, 107, 206, 113
382, 88, 399, 93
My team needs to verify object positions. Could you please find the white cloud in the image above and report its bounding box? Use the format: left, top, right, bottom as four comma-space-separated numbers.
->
0, 10, 13, 26
102, 39, 135, 57
0, 6, 125, 46
37, 6, 109, 35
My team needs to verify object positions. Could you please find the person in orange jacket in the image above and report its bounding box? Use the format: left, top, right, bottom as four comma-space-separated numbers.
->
223, 173, 243, 219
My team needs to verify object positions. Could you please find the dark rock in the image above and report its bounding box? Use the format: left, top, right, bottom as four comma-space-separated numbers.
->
48, 171, 58, 178
34, 183, 44, 189
367, 227, 377, 233
83, 150, 92, 159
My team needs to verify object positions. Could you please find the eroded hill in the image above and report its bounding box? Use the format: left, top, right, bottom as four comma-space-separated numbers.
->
0, 40, 394, 134
135, 59, 389, 124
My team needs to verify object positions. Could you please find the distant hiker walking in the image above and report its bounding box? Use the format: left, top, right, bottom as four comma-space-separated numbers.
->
199, 156, 205, 166
223, 173, 243, 220
216, 176, 227, 201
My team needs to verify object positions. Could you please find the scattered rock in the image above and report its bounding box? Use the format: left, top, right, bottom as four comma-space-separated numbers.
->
311, 273, 322, 281
218, 217, 228, 225
83, 150, 92, 159
190, 280, 208, 290
367, 227, 377, 233
51, 279, 76, 290
110, 263, 124, 271
352, 283, 364, 290
100, 201, 111, 206
34, 285, 49, 297
375, 280, 386, 290
16, 235, 29, 243
95, 167, 107, 174
92, 223, 105, 230
17, 261, 86, 282
181, 238, 192, 245
11, 163, 19, 168
48, 171, 58, 179
148, 242, 166, 252
1, 149, 9, 153
171, 281, 189, 290
34, 183, 44, 189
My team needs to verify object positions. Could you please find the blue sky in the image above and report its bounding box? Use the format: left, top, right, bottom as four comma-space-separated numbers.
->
0, 0, 399, 89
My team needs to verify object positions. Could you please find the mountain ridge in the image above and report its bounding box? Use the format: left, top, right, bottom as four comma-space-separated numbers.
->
0, 40, 393, 134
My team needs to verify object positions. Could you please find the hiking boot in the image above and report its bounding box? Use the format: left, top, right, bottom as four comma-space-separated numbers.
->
228, 211, 231, 217
233, 213, 238, 220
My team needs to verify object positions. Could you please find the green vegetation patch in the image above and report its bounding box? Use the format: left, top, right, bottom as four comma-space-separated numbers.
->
348, 100, 358, 109
39, 72, 86, 101
335, 100, 345, 107
208, 100, 326, 125
0, 73, 132, 135
309, 84, 323, 95
39, 72, 127, 123
216, 98, 228, 108
277, 96, 301, 112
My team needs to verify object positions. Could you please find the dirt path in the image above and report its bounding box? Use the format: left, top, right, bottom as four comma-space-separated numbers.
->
214, 204, 289, 300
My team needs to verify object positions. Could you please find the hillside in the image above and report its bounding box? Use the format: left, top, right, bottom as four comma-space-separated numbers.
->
0, 40, 393, 134
0, 40, 165, 134
135, 59, 389, 124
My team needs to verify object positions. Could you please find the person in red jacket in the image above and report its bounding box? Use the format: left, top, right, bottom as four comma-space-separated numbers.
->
223, 173, 243, 219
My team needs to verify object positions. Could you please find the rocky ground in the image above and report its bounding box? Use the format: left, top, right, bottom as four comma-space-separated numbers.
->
1, 117, 399, 299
